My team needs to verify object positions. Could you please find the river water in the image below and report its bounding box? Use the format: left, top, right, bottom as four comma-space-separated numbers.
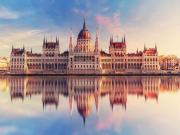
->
0, 76, 179, 135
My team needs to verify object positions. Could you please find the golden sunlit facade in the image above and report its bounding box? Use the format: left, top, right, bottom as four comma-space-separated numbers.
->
0, 57, 9, 73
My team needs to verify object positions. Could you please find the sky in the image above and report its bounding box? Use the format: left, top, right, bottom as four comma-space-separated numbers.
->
0, 0, 180, 57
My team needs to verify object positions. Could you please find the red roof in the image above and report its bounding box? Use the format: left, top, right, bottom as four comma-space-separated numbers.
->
144, 48, 157, 55
127, 52, 143, 57
26, 52, 41, 57
78, 19, 91, 40
110, 42, 126, 48
145, 93, 158, 99
44, 42, 58, 49
11, 48, 25, 55
78, 29, 91, 39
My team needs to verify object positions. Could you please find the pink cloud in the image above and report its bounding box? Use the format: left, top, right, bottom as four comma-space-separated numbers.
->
95, 14, 122, 35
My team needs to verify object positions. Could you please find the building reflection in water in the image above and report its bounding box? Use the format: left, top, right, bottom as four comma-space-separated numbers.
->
6, 76, 180, 124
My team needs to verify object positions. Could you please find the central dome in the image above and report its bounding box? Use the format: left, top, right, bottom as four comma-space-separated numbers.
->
78, 19, 91, 39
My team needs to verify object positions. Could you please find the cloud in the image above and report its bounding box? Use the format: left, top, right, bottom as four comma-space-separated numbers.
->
0, 28, 44, 45
72, 7, 92, 17
0, 6, 22, 20
95, 13, 122, 35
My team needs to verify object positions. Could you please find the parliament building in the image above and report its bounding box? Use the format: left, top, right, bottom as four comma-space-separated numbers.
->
10, 20, 160, 74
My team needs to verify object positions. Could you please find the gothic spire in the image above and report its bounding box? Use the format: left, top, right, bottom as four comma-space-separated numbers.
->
69, 28, 73, 52
123, 34, 126, 43
43, 36, 45, 44
155, 43, 157, 50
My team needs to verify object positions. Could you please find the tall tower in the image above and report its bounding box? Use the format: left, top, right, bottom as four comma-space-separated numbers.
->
95, 30, 99, 53
43, 36, 46, 50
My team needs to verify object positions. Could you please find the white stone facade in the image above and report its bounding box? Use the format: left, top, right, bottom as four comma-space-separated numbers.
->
10, 20, 161, 74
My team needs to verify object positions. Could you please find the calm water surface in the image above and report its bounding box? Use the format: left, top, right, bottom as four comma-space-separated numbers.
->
0, 76, 180, 135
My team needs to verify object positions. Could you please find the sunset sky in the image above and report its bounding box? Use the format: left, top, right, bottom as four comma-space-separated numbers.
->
0, 0, 180, 57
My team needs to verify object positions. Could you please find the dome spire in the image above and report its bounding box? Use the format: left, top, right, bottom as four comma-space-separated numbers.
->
77, 18, 90, 40
83, 18, 86, 30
